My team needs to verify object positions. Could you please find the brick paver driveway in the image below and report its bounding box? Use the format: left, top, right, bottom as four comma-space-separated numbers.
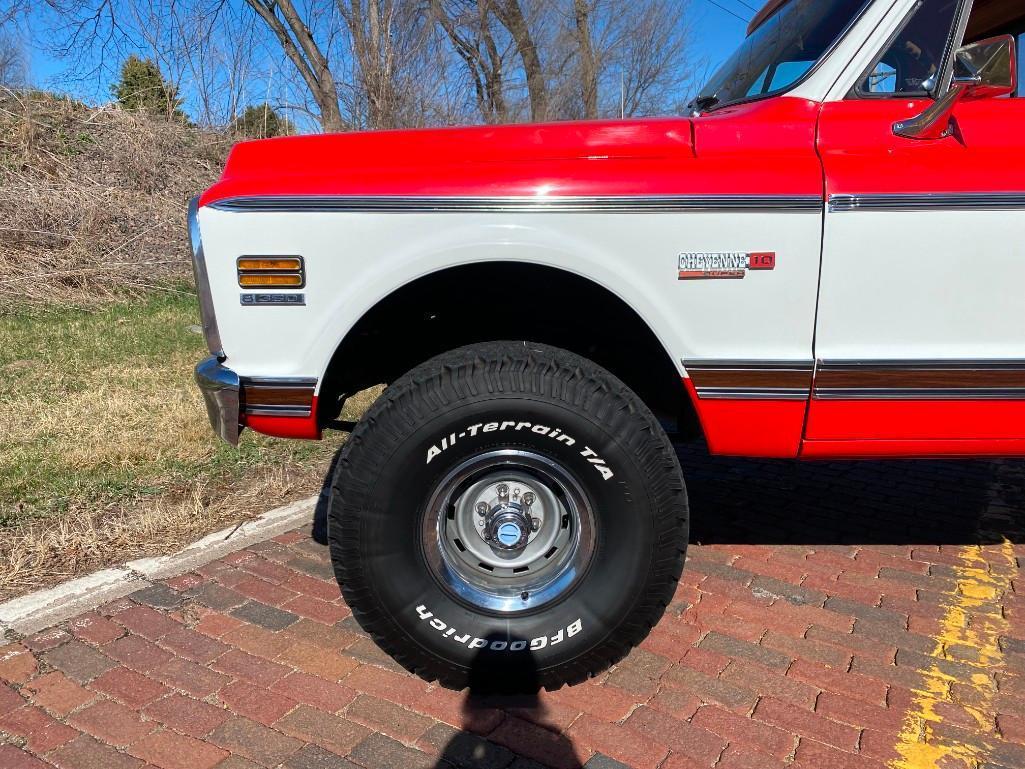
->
2, 447, 1025, 769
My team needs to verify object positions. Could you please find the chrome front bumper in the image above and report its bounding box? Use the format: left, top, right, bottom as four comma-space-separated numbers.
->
195, 356, 241, 446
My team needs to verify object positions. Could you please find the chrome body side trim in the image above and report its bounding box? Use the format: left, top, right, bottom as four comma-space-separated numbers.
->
829, 193, 1025, 212
243, 376, 319, 386
817, 359, 1025, 370
696, 388, 812, 400
685, 360, 817, 371
244, 406, 314, 417
195, 356, 240, 446
814, 388, 1025, 400
188, 197, 224, 357
209, 195, 824, 214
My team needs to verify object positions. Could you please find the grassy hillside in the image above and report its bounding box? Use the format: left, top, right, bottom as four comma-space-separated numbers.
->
0, 92, 375, 598
0, 89, 229, 307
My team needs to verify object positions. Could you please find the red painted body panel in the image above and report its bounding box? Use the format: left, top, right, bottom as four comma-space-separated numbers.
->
805, 399, 1025, 442
200, 97, 823, 205
244, 396, 322, 441
817, 98, 1025, 194
684, 380, 807, 458
801, 439, 1025, 459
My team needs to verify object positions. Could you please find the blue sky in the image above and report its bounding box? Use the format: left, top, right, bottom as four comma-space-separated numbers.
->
22, 0, 752, 121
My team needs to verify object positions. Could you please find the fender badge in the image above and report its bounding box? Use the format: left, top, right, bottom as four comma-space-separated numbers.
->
240, 293, 306, 306
678, 252, 776, 280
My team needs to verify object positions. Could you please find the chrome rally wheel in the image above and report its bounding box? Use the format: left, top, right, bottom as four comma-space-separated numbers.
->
424, 450, 595, 614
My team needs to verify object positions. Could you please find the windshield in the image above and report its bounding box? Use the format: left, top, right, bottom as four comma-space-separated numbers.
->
693, 0, 871, 111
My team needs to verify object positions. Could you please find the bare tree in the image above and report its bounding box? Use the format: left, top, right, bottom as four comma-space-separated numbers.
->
1, 1, 30, 29
0, 31, 25, 87
338, 0, 397, 128
572, 0, 597, 118
244, 0, 345, 131
36, 0, 701, 132
553, 0, 700, 120
430, 0, 511, 123
491, 0, 546, 121
168, 2, 259, 127
437, 0, 698, 124
612, 0, 698, 116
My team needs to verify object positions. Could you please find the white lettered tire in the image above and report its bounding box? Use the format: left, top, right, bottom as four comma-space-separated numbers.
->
328, 341, 688, 690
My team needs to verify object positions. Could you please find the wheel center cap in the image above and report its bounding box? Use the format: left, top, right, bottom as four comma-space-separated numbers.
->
496, 522, 522, 547
484, 504, 533, 551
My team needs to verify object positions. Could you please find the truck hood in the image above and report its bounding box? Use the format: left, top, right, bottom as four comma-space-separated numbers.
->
199, 97, 823, 206
200, 118, 695, 205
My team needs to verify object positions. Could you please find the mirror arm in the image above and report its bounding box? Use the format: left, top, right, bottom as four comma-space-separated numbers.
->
892, 83, 967, 140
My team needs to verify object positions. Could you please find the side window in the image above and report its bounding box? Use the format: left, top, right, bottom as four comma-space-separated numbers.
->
858, 0, 960, 96
746, 61, 816, 97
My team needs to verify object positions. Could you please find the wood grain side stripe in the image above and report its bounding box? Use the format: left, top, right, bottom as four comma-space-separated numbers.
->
241, 380, 317, 416
685, 361, 1025, 401
686, 361, 814, 400
814, 361, 1025, 399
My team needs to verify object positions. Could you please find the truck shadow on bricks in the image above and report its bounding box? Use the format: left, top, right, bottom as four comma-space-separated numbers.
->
679, 446, 1025, 547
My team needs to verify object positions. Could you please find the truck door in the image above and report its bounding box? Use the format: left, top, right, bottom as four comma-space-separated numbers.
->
807, 0, 1025, 455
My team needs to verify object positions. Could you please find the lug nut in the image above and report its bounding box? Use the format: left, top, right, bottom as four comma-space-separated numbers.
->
475, 502, 488, 516
531, 517, 541, 531
497, 484, 508, 499
522, 492, 535, 506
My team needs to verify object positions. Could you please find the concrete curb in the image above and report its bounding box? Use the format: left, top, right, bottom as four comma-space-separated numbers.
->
0, 495, 318, 637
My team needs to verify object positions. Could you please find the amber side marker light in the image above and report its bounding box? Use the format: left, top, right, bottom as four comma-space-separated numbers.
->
237, 256, 305, 288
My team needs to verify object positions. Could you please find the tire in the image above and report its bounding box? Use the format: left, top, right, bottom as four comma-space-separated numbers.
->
328, 341, 688, 691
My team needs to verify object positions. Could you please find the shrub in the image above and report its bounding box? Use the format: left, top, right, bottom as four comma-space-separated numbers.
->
234, 103, 294, 138
111, 55, 186, 121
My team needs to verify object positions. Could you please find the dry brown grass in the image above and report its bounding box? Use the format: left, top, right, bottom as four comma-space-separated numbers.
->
3, 354, 211, 469
0, 87, 231, 308
0, 462, 318, 599
0, 384, 380, 600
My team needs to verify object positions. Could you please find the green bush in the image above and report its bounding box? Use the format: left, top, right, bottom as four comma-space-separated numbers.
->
111, 55, 186, 121
234, 103, 295, 138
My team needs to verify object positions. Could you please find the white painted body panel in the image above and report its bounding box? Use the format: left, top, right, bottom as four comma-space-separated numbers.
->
199, 207, 824, 386
816, 210, 1025, 361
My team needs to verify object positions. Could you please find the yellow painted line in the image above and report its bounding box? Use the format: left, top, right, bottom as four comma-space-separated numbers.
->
889, 540, 1015, 769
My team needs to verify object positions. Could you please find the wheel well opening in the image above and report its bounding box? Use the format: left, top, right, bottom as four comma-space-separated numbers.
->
320, 262, 698, 436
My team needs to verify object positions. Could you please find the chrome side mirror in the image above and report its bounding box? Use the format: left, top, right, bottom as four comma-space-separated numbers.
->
893, 35, 1017, 140
953, 34, 1017, 97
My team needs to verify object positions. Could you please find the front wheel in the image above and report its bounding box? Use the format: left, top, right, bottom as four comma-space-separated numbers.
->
328, 341, 688, 691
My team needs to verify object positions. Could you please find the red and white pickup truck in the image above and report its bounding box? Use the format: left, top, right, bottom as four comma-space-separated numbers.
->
191, 0, 1025, 689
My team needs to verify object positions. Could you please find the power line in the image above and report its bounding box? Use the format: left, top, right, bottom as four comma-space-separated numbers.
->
733, 0, 760, 11
701, 0, 752, 24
